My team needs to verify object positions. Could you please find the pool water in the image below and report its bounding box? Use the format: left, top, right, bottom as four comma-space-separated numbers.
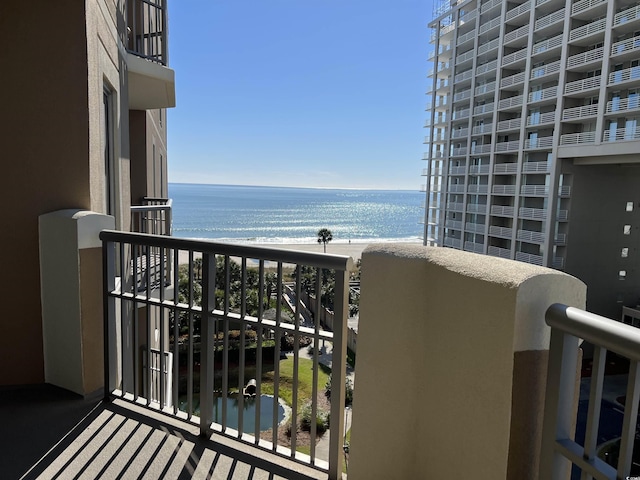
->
179, 394, 285, 433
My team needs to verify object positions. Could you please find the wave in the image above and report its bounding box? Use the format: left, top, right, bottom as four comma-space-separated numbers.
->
172, 235, 424, 245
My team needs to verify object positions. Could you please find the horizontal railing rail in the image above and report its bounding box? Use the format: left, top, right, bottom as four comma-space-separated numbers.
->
101, 230, 352, 480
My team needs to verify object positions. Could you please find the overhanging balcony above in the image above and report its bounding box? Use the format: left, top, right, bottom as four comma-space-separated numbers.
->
127, 52, 176, 110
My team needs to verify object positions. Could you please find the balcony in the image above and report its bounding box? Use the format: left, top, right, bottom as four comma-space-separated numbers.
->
472, 122, 494, 134
611, 35, 640, 58
469, 164, 491, 174
18, 221, 640, 479
495, 140, 521, 152
496, 118, 522, 131
502, 48, 528, 67
521, 185, 549, 196
467, 203, 488, 213
566, 47, 603, 70
505, 1, 530, 22
465, 222, 486, 234
477, 37, 500, 56
501, 71, 526, 89
481, 0, 502, 15
606, 96, 640, 114
534, 8, 565, 33
569, 18, 606, 45
519, 207, 548, 220
492, 184, 517, 195
603, 126, 640, 142
504, 24, 529, 45
527, 111, 556, 126
478, 16, 501, 35
488, 245, 511, 258
522, 160, 550, 172
464, 240, 485, 253
489, 225, 514, 237
490, 205, 516, 216
517, 228, 546, 243
609, 66, 640, 86
494, 162, 519, 173
498, 94, 524, 110
614, 5, 640, 29
571, 0, 606, 18
120, 0, 176, 109
560, 131, 596, 145
564, 75, 601, 96
515, 251, 543, 265
524, 136, 554, 149
532, 34, 563, 56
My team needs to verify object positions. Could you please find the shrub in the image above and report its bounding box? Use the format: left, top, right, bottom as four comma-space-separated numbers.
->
325, 375, 354, 407
300, 401, 329, 435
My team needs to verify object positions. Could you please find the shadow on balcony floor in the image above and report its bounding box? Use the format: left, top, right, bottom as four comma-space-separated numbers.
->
1, 385, 325, 480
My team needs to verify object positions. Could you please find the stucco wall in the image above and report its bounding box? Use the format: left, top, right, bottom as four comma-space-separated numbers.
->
0, 1, 91, 385
348, 244, 586, 480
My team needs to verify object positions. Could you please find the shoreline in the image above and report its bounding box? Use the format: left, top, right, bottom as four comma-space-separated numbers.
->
176, 241, 423, 265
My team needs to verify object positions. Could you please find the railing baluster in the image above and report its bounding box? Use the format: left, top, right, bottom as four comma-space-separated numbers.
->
580, 345, 606, 480
222, 255, 231, 431
159, 245, 165, 409
120, 241, 126, 396
291, 265, 301, 456
255, 259, 264, 446
328, 267, 349, 480
103, 238, 116, 399
618, 360, 640, 477
200, 252, 215, 436
238, 258, 247, 438
133, 243, 139, 401
272, 262, 282, 450
310, 267, 321, 463
172, 247, 179, 414
145, 243, 152, 406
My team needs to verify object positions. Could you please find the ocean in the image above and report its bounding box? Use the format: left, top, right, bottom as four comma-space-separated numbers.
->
169, 183, 423, 244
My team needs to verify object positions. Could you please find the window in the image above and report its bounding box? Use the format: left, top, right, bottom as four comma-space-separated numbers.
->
624, 224, 632, 235
627, 202, 634, 212
622, 247, 629, 257
619, 270, 627, 280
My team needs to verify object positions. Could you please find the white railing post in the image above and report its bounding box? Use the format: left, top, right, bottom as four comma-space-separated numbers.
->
328, 268, 349, 480
200, 252, 216, 436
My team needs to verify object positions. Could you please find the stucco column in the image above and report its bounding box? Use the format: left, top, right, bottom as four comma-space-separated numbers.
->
39, 209, 114, 396
348, 244, 586, 480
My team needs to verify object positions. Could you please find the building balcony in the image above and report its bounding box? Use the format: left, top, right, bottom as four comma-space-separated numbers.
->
571, 0, 606, 19
505, 0, 531, 23
564, 75, 601, 96
451, 127, 469, 138
606, 97, 640, 115
477, 37, 500, 57
491, 204, 516, 217
463, 240, 485, 253
514, 250, 544, 265
489, 225, 514, 238
523, 160, 550, 172
603, 126, 640, 142
469, 164, 491, 174
487, 245, 511, 259
528, 111, 556, 126
467, 203, 488, 213
494, 162, 519, 173
562, 103, 598, 122
448, 184, 466, 193
609, 66, 640, 87
456, 29, 476, 47
611, 35, 640, 59
524, 135, 554, 149
504, 24, 529, 46
465, 222, 486, 234
472, 123, 494, 134
501, 71, 526, 89
517, 228, 546, 243
569, 18, 606, 45
120, 0, 175, 109
455, 49, 475, 66
521, 184, 550, 196
560, 131, 596, 145
502, 48, 528, 68
495, 140, 521, 152
530, 61, 561, 81
532, 34, 563, 57
566, 46, 604, 71
454, 67, 474, 83
492, 184, 518, 195
478, 16, 502, 36
496, 118, 522, 132
534, 8, 565, 34
519, 207, 548, 220
467, 184, 489, 194
614, 4, 640, 31
474, 102, 495, 115
475, 81, 497, 96
498, 94, 524, 110
447, 202, 465, 212
19, 222, 640, 479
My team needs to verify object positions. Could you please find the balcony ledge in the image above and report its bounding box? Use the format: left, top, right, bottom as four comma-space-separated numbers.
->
127, 52, 176, 110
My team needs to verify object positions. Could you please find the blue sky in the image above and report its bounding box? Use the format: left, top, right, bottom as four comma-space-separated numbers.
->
167, 1, 434, 190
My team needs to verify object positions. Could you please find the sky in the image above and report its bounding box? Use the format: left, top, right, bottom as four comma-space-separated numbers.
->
167, 0, 436, 190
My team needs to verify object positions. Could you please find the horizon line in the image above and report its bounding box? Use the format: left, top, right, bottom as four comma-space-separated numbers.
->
168, 181, 420, 192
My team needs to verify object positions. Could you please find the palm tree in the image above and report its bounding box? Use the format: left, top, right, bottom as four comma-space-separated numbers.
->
317, 228, 333, 253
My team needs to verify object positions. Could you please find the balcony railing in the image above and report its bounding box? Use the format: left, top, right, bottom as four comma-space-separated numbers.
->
464, 241, 485, 253
566, 47, 603, 69
489, 225, 513, 238
506, 1, 530, 22
100, 231, 351, 480
562, 103, 598, 121
495, 140, 521, 152
481, 0, 502, 15
541, 304, 640, 478
501, 71, 526, 88
488, 245, 511, 259
478, 16, 502, 35
519, 207, 548, 220
571, 0, 605, 17
491, 205, 515, 216
119, 0, 168, 65
521, 185, 549, 196
515, 251, 543, 265
530, 61, 561, 80
472, 123, 494, 134
611, 35, 640, 56
609, 66, 640, 85
564, 75, 601, 95
560, 131, 596, 145
502, 48, 528, 67
498, 94, 524, 109
504, 24, 529, 44
523, 161, 550, 172
603, 126, 640, 142
532, 34, 563, 56
494, 162, 519, 173
606, 96, 640, 114
524, 136, 554, 149
569, 18, 606, 43
517, 229, 546, 243
614, 5, 640, 28
534, 8, 565, 32
496, 118, 522, 131
527, 111, 556, 126
476, 60, 498, 76
477, 37, 500, 56
475, 81, 496, 96
469, 164, 491, 174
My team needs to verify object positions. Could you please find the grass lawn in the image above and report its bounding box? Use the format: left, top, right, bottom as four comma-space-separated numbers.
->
261, 356, 330, 409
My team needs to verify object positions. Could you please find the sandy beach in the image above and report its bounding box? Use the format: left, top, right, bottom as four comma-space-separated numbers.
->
176, 241, 421, 266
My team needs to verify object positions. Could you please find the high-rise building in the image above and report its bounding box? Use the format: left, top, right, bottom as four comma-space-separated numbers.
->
423, 0, 640, 318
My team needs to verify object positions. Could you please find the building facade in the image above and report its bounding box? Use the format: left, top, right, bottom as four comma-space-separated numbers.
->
0, 0, 175, 387
423, 0, 640, 318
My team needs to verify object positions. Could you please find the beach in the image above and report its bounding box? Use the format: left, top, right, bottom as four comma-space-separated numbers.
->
176, 241, 422, 266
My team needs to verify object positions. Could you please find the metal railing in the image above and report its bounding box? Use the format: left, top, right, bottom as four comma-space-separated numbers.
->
506, 1, 530, 21
614, 4, 640, 27
522, 161, 550, 173
571, 0, 605, 16
498, 94, 524, 109
535, 8, 565, 32
491, 205, 515, 216
541, 304, 640, 478
527, 111, 556, 126
119, 0, 168, 65
496, 118, 522, 131
562, 103, 598, 121
489, 225, 514, 237
532, 34, 563, 56
477, 37, 500, 56
515, 251, 543, 265
501, 71, 526, 88
530, 61, 561, 80
502, 48, 528, 67
606, 96, 640, 114
567, 47, 603, 70
488, 245, 511, 259
455, 49, 474, 66
525, 136, 554, 149
475, 81, 496, 96
564, 75, 601, 95
494, 162, 519, 173
603, 126, 640, 142
517, 229, 546, 243
560, 131, 596, 145
609, 66, 640, 85
101, 231, 352, 480
469, 164, 491, 174
504, 24, 529, 44
478, 16, 502, 35
569, 18, 606, 43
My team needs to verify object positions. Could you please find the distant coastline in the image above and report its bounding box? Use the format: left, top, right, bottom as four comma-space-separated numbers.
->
169, 182, 419, 193
169, 183, 424, 244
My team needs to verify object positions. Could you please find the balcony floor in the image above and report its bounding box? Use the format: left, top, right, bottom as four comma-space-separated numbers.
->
2, 385, 326, 480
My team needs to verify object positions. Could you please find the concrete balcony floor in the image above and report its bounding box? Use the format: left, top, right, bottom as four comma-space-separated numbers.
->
2, 385, 325, 480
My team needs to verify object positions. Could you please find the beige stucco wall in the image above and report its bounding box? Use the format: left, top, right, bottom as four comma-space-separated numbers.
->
348, 244, 586, 480
0, 0, 132, 386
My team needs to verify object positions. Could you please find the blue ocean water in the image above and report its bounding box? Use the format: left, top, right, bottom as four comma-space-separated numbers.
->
169, 183, 423, 244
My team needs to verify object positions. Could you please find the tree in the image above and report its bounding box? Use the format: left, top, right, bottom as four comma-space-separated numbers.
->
317, 228, 333, 253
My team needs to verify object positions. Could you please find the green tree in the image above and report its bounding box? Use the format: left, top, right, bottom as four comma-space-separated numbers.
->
317, 228, 333, 253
